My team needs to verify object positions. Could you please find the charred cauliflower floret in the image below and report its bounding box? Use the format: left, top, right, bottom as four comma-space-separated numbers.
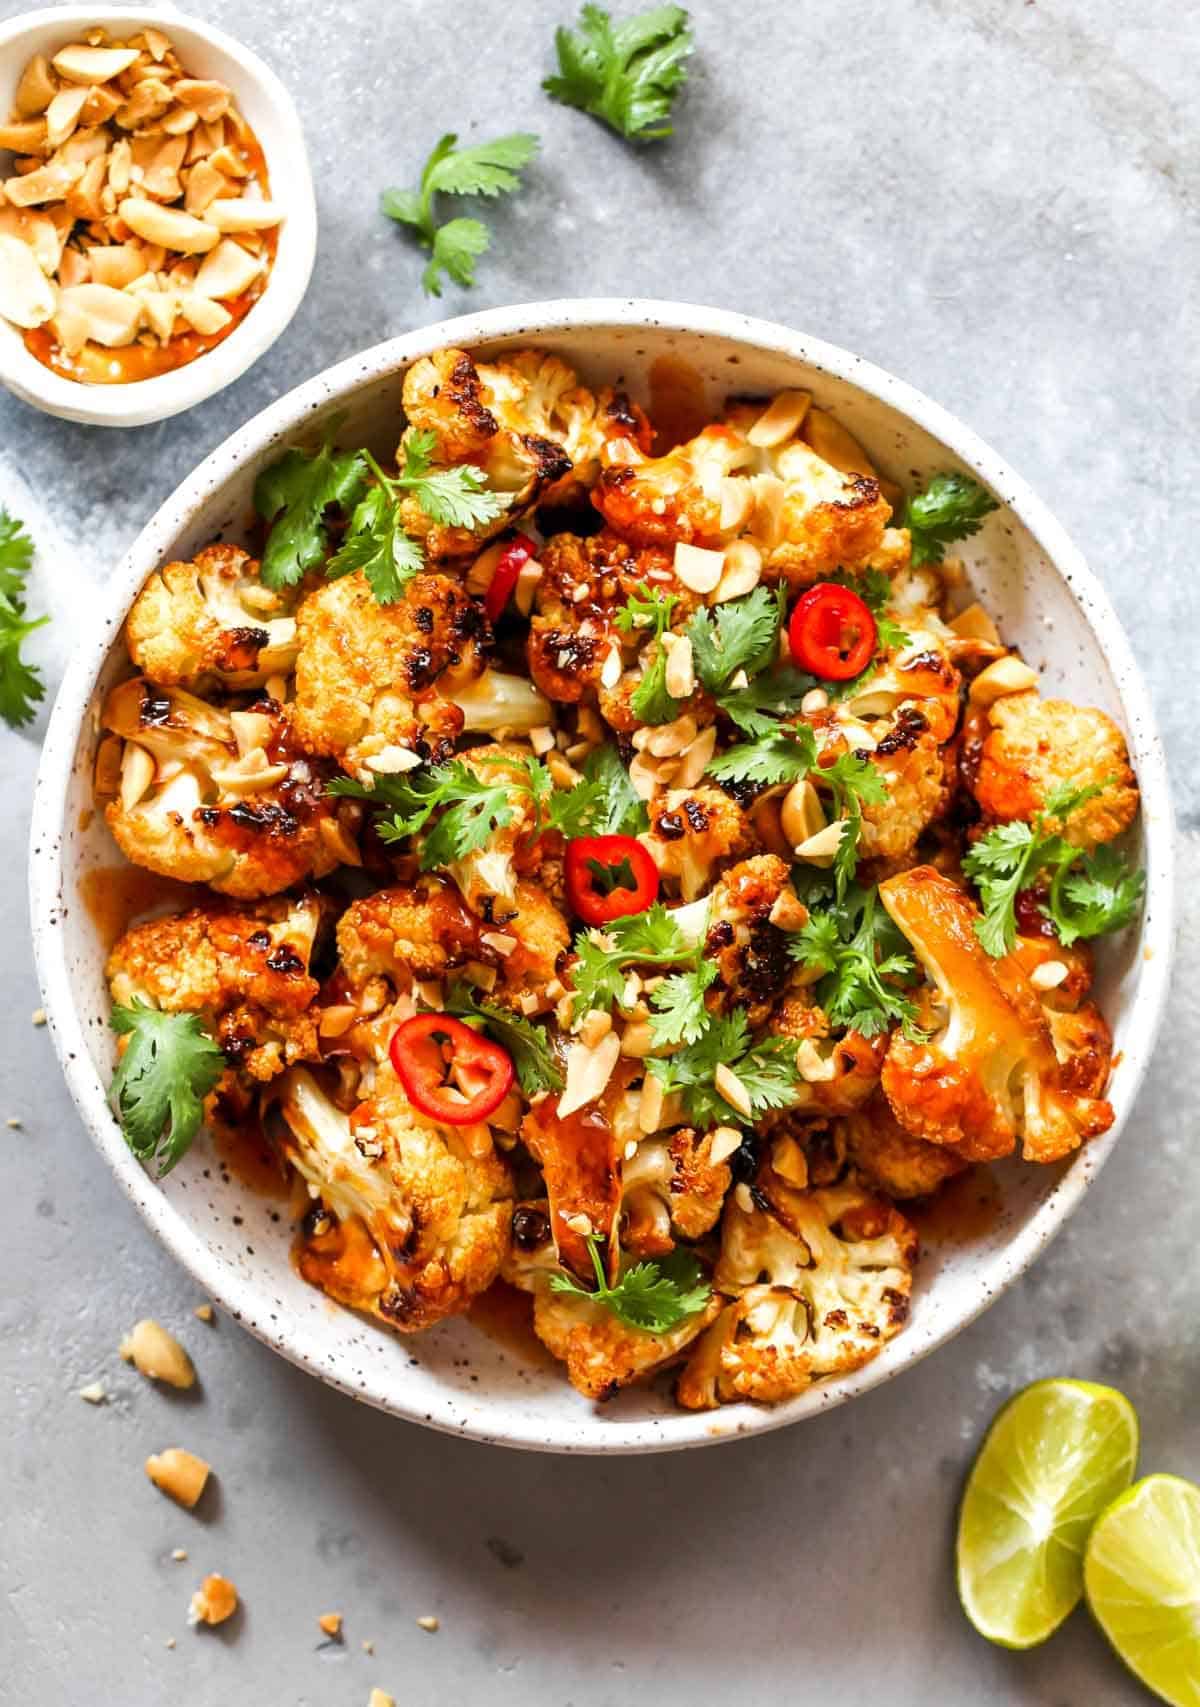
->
768, 996, 887, 1116
487, 349, 650, 499
840, 1091, 969, 1199
107, 894, 323, 1084
526, 529, 689, 706
700, 854, 792, 1023
101, 678, 342, 898
290, 569, 548, 778
531, 1276, 721, 1402
641, 787, 756, 901
278, 1066, 513, 1332
125, 544, 299, 691
972, 692, 1139, 849
676, 1176, 916, 1409
620, 1127, 733, 1257
851, 721, 950, 866
878, 866, 1113, 1164
838, 625, 963, 747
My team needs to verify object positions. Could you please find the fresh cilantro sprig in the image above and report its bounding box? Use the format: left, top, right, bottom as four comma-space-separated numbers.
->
549, 1233, 710, 1333
544, 4, 693, 142
444, 981, 563, 1095
650, 1010, 801, 1128
568, 902, 699, 1020
253, 423, 367, 591
962, 781, 1144, 955
647, 958, 718, 1047
616, 582, 682, 724
817, 750, 890, 898
789, 882, 924, 1039
543, 742, 649, 838
706, 721, 818, 787
109, 1003, 225, 1177
329, 753, 551, 867
902, 473, 999, 568
715, 665, 816, 738
0, 508, 47, 729
381, 132, 540, 296
688, 585, 786, 695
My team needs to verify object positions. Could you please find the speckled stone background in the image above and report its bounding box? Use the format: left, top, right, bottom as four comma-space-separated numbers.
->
2, 1, 1196, 1701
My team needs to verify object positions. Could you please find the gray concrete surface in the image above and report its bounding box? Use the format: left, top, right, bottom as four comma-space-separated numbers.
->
2, 1, 1196, 1701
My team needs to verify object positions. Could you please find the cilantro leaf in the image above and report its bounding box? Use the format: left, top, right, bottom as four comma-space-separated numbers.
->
706, 721, 817, 786
616, 582, 682, 724
647, 958, 718, 1047
568, 902, 698, 1020
381, 132, 539, 297
549, 1233, 710, 1333
652, 1009, 801, 1127
688, 585, 785, 693
544, 4, 694, 142
789, 884, 923, 1039
326, 483, 424, 604
0, 508, 47, 729
961, 819, 1041, 957
329, 754, 551, 867
109, 1003, 225, 1177
254, 431, 367, 590
816, 750, 890, 899
902, 473, 999, 568
444, 981, 563, 1095
715, 665, 817, 737
546, 742, 649, 838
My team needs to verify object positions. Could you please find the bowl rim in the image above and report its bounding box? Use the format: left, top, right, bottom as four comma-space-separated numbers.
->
0, 4, 317, 427
29, 298, 1177, 1452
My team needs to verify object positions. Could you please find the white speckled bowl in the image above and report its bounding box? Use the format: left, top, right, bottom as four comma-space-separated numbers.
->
29, 301, 1175, 1452
0, 6, 317, 426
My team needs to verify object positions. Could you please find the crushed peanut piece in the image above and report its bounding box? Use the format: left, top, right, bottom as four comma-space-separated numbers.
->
172, 1548, 188, 1562
145, 1447, 211, 1509
188, 1573, 238, 1628
77, 1381, 107, 1405
369, 1692, 395, 1707
193, 1303, 214, 1323
317, 1612, 344, 1639
119, 1319, 195, 1388
416, 1615, 440, 1633
31, 1008, 47, 1027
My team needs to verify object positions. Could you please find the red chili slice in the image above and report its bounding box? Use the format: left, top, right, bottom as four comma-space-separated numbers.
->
565, 834, 659, 926
389, 1013, 513, 1125
788, 582, 877, 681
483, 536, 535, 624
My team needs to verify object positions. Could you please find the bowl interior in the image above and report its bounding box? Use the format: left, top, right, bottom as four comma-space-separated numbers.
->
34, 308, 1171, 1451
0, 7, 315, 424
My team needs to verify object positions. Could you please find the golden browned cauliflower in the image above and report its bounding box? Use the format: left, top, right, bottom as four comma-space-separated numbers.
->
278, 1066, 513, 1332
972, 692, 1139, 849
290, 569, 549, 778
620, 1127, 733, 1257
100, 677, 343, 899
107, 894, 323, 1084
879, 866, 1113, 1164
701, 853, 792, 1023
840, 1091, 969, 1199
768, 997, 887, 1116
838, 625, 963, 747
852, 723, 950, 866
488, 349, 651, 499
530, 1279, 722, 1402
125, 544, 299, 691
640, 787, 756, 901
676, 1176, 916, 1409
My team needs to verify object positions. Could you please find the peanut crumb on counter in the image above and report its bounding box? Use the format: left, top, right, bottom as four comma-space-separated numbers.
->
193, 1303, 214, 1322
119, 1318, 195, 1388
31, 1009, 46, 1027
368, 1692, 395, 1707
317, 1612, 343, 1639
78, 1381, 107, 1404
188, 1573, 238, 1627
165, 1637, 176, 1651
6, 1116, 21, 1128
416, 1615, 439, 1633
171, 1548, 188, 1562
362, 1639, 375, 1654
145, 1447, 210, 1509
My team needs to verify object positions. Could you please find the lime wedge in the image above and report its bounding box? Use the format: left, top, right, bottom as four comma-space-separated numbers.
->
1084, 1474, 1200, 1704
957, 1377, 1139, 1648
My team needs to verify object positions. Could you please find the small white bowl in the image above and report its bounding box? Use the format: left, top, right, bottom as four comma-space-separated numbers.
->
29, 301, 1176, 1453
0, 5, 317, 426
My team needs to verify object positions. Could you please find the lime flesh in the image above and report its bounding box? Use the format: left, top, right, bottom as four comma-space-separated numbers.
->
957, 1377, 1139, 1648
1085, 1474, 1200, 1705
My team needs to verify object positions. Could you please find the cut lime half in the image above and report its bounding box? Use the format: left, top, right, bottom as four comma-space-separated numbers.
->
957, 1377, 1139, 1648
1085, 1474, 1200, 1705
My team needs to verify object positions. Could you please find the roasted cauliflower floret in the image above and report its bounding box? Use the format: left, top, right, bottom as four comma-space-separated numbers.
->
290, 569, 548, 778
107, 894, 323, 1084
125, 545, 299, 691
700, 854, 792, 1022
531, 1277, 721, 1402
838, 625, 963, 746
101, 678, 342, 898
278, 1066, 513, 1332
852, 721, 950, 866
972, 692, 1138, 849
640, 787, 756, 901
676, 1176, 916, 1409
620, 1127, 733, 1257
488, 349, 650, 499
840, 1091, 968, 1199
878, 866, 1113, 1164
768, 997, 887, 1116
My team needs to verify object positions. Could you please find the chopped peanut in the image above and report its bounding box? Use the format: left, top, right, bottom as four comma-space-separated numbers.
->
145, 1447, 211, 1509
188, 1574, 238, 1627
119, 1318, 196, 1389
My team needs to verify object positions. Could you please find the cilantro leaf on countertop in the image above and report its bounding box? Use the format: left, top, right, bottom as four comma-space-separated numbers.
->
381, 132, 540, 296
444, 981, 563, 1095
902, 472, 999, 568
550, 1233, 710, 1333
544, 4, 694, 142
0, 507, 48, 730
109, 1003, 225, 1177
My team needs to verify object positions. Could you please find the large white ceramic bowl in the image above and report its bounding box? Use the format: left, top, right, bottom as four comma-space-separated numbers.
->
29, 300, 1175, 1453
0, 6, 317, 426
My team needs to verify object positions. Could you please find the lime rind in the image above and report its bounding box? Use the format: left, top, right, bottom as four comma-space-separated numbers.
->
957, 1378, 1140, 1649
1084, 1474, 1200, 1706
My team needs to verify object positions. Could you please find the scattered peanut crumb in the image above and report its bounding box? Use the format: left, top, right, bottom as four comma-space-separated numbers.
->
317, 1612, 343, 1639
193, 1303, 214, 1323
164, 1637, 176, 1650
6, 1116, 21, 1128
188, 1574, 238, 1627
31, 1008, 46, 1027
119, 1318, 195, 1388
145, 1448, 210, 1509
416, 1615, 439, 1633
171, 1548, 188, 1563
362, 1639, 375, 1655
78, 1381, 107, 1405
368, 1692, 395, 1707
